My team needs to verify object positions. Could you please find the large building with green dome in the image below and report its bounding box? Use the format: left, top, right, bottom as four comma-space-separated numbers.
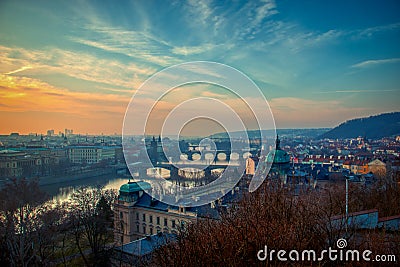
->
113, 180, 220, 244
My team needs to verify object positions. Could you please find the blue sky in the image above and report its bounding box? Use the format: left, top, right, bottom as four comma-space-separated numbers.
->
0, 0, 399, 134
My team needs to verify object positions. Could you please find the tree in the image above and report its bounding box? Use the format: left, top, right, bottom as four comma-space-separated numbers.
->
67, 186, 117, 266
153, 179, 399, 266
0, 177, 50, 266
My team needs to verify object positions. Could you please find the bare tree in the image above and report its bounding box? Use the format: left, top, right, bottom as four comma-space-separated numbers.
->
67, 186, 117, 266
153, 178, 399, 266
0, 177, 48, 266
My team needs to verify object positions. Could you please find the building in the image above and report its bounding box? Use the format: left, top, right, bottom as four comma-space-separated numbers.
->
114, 181, 196, 244
368, 159, 386, 176
47, 129, 55, 136
245, 156, 257, 175
114, 180, 222, 245
113, 233, 176, 266
0, 149, 58, 178
0, 149, 31, 177
331, 209, 400, 231
266, 136, 290, 182
67, 146, 116, 164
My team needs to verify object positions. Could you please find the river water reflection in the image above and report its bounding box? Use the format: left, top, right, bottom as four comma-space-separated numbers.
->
40, 174, 129, 202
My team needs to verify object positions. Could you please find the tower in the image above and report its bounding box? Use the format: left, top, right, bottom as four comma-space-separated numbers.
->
266, 136, 290, 183
114, 181, 151, 244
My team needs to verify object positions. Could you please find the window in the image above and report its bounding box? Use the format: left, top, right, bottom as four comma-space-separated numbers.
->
136, 212, 139, 220
120, 211, 123, 219
157, 217, 160, 225
150, 227, 153, 235
149, 215, 153, 223
172, 220, 176, 228
164, 218, 168, 226
142, 213, 146, 222
143, 226, 146, 234
136, 225, 139, 232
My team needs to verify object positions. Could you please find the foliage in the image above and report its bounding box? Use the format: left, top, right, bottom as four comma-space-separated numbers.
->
67, 186, 117, 266
0, 178, 117, 266
153, 176, 400, 266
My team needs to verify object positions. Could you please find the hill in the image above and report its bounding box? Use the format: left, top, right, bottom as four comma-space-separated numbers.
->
320, 112, 400, 139
209, 128, 330, 139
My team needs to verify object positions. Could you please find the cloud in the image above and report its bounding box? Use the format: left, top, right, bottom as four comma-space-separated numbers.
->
357, 22, 400, 38
171, 44, 218, 56
187, 0, 214, 25
252, 0, 278, 30
0, 74, 129, 117
316, 89, 397, 94
71, 25, 181, 67
351, 58, 400, 69
0, 45, 155, 91
4, 66, 33, 75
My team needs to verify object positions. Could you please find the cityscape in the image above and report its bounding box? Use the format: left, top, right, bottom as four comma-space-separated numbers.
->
1, 0, 400, 266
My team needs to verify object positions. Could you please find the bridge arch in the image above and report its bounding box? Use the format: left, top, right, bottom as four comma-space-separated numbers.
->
230, 152, 239, 161
242, 152, 252, 159
192, 153, 201, 161
217, 152, 227, 161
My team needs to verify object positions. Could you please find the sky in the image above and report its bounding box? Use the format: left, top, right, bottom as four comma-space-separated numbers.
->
0, 0, 399, 135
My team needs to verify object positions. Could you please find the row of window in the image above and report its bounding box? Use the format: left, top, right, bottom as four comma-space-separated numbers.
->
136, 224, 168, 235
135, 212, 176, 228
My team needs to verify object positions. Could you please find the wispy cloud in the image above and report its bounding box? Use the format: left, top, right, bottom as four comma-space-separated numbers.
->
71, 25, 181, 68
351, 58, 400, 69
4, 66, 33, 75
316, 89, 397, 94
357, 22, 400, 38
0, 45, 154, 91
171, 44, 219, 56
187, 0, 214, 25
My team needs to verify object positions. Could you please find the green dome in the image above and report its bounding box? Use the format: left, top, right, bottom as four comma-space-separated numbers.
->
119, 181, 151, 193
267, 149, 290, 164
266, 136, 290, 164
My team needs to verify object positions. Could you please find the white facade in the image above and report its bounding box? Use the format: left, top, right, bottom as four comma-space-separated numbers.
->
67, 146, 115, 164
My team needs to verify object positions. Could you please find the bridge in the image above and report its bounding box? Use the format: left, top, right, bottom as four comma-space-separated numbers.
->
147, 136, 261, 164
154, 160, 242, 177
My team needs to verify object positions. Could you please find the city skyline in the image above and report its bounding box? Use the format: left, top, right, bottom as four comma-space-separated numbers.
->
0, 0, 399, 135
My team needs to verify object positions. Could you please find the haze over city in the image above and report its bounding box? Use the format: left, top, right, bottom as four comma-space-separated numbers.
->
0, 0, 399, 135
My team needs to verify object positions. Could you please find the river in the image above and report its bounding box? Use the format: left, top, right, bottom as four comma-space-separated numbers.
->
40, 174, 129, 202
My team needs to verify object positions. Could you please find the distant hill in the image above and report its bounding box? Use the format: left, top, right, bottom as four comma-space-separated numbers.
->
320, 112, 400, 139
209, 128, 330, 139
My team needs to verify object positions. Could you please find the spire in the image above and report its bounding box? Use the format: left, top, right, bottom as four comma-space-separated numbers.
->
276, 135, 281, 150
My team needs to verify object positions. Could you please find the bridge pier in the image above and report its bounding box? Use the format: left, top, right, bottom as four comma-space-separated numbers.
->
205, 168, 212, 177
170, 166, 179, 178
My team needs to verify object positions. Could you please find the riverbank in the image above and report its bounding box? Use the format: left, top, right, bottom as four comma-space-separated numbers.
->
37, 168, 115, 186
